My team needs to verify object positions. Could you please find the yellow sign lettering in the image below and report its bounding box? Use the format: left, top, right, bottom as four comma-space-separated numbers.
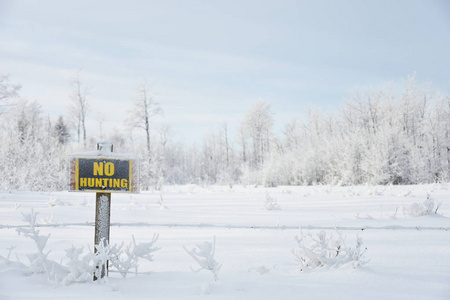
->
93, 162, 103, 176
78, 177, 130, 190
113, 178, 120, 188
121, 179, 128, 188
105, 162, 115, 176
93, 162, 115, 176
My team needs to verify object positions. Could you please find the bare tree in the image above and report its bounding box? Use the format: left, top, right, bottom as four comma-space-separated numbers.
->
157, 123, 172, 150
96, 112, 106, 140
222, 122, 230, 167
69, 74, 89, 147
126, 82, 163, 155
239, 122, 248, 164
126, 82, 163, 190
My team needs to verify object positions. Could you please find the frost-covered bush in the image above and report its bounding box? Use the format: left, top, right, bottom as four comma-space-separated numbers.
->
403, 195, 442, 217
16, 210, 70, 283
292, 229, 368, 271
183, 236, 221, 281
264, 191, 280, 210
7, 209, 160, 285
63, 245, 96, 284
109, 234, 160, 278
48, 197, 72, 207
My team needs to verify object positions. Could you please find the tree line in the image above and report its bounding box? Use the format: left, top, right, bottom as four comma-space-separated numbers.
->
0, 74, 448, 191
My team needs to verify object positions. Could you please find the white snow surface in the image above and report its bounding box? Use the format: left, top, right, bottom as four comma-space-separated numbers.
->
0, 184, 449, 299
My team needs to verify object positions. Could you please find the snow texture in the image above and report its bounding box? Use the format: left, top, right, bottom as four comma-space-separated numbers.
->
0, 184, 449, 299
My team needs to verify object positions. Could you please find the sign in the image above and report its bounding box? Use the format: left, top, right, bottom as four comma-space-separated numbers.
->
69, 142, 140, 280
69, 156, 139, 193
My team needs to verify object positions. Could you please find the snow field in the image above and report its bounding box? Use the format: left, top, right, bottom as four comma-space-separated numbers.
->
0, 184, 449, 299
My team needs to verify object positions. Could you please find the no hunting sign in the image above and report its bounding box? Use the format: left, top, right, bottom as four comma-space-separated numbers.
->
69, 156, 139, 193
68, 142, 140, 280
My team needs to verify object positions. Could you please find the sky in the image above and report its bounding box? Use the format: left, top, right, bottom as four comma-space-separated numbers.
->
1, 0, 450, 145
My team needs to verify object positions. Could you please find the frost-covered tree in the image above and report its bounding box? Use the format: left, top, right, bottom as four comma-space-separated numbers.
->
0, 74, 448, 190
0, 75, 21, 116
432, 96, 450, 181
240, 100, 274, 172
0, 99, 70, 191
268, 76, 449, 186
53, 115, 70, 145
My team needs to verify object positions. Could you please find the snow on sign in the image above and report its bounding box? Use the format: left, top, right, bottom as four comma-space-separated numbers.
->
69, 156, 140, 193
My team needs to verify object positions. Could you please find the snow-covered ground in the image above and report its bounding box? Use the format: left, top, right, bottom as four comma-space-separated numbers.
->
1, 184, 449, 299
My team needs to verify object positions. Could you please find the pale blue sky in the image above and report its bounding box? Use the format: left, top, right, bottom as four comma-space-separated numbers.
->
1, 0, 449, 143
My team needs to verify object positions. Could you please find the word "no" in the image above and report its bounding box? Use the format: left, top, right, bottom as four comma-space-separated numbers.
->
93, 162, 115, 176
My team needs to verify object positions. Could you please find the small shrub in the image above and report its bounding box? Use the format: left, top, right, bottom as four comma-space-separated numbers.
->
109, 234, 160, 278
264, 192, 280, 211
292, 229, 368, 271
183, 236, 221, 281
403, 194, 442, 217
7, 209, 159, 285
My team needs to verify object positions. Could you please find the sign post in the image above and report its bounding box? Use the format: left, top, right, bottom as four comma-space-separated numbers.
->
68, 141, 139, 280
94, 192, 111, 280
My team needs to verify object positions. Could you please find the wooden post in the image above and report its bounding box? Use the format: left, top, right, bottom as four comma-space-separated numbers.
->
94, 192, 111, 280
94, 142, 113, 281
